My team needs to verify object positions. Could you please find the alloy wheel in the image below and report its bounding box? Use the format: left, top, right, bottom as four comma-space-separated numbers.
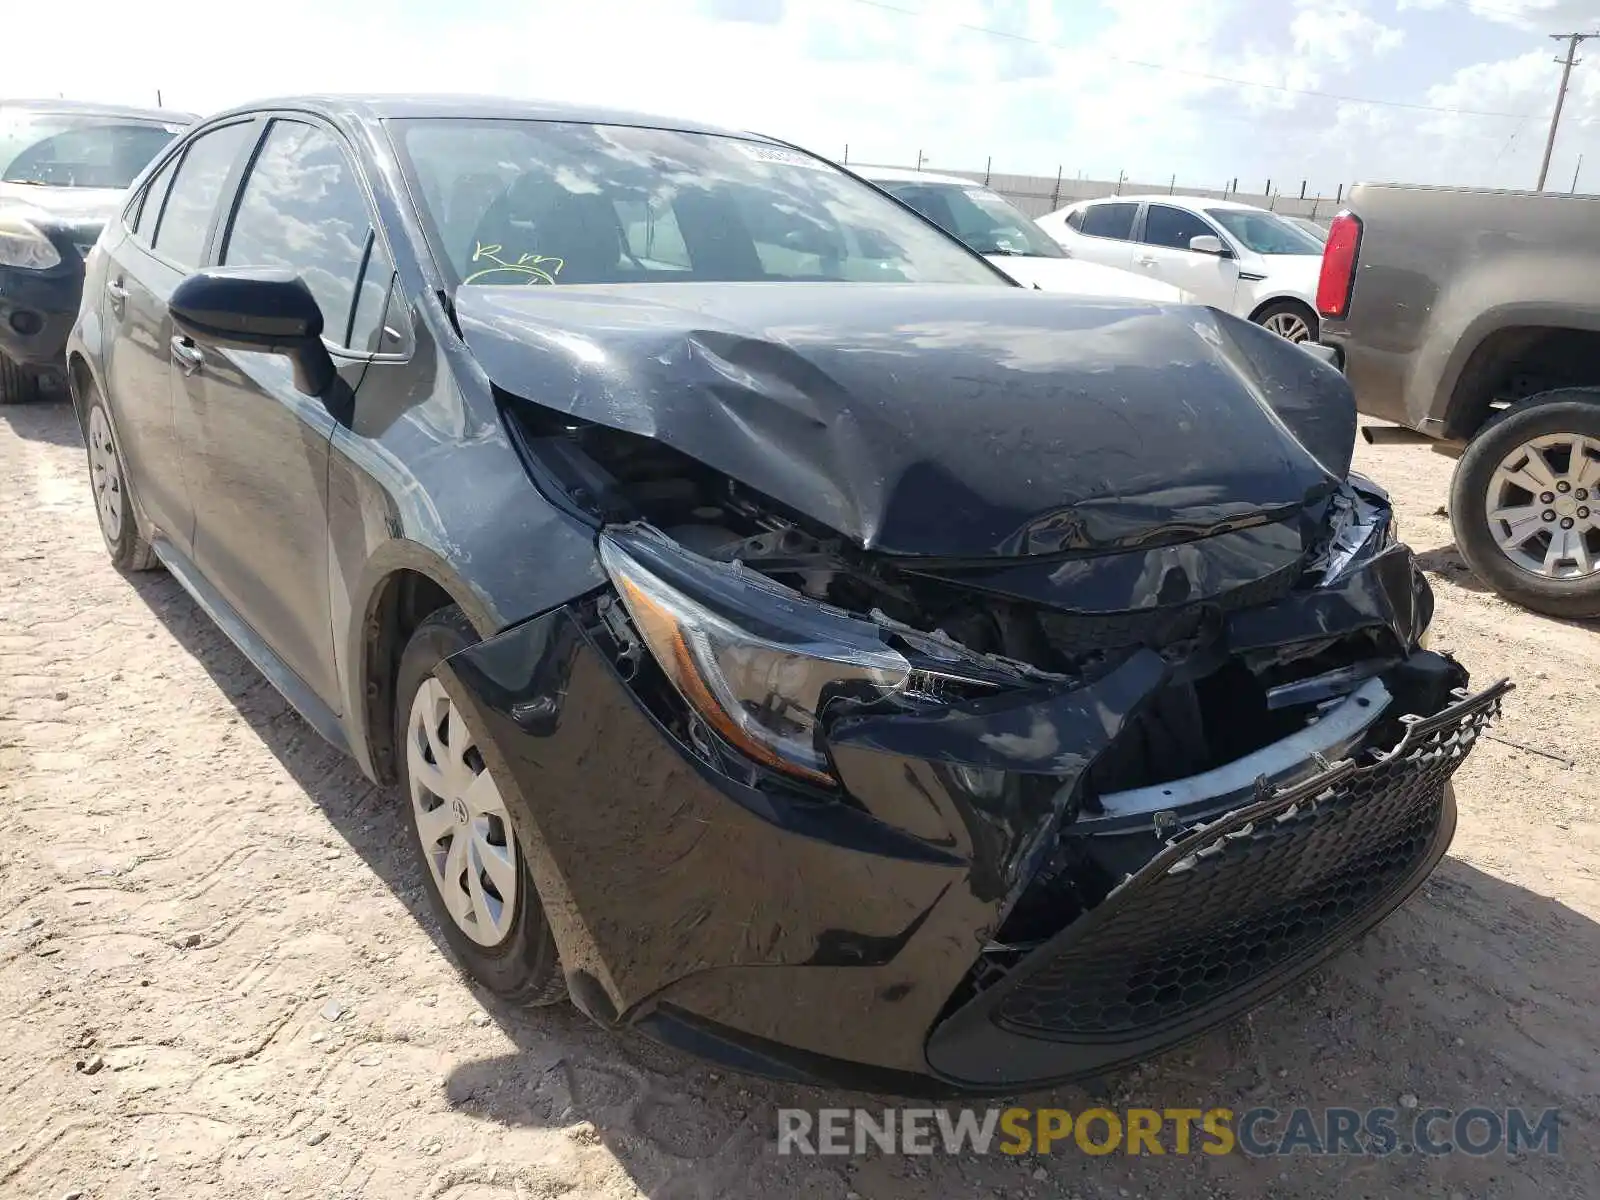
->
87, 406, 124, 544
1485, 432, 1600, 579
406, 676, 519, 946
1261, 310, 1312, 343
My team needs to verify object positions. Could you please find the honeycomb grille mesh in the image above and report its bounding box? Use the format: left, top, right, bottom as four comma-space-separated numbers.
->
995, 690, 1500, 1041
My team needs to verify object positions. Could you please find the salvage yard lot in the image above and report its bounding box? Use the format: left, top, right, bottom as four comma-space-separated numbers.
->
1, 401, 1596, 1200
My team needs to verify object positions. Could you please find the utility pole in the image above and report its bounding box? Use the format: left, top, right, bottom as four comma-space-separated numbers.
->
1538, 33, 1598, 191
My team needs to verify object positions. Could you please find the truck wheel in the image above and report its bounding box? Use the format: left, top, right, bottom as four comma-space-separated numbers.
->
1450, 391, 1600, 619
1253, 300, 1318, 345
0, 351, 42, 404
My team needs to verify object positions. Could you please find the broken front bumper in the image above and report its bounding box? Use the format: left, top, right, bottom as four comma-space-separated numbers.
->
436, 554, 1506, 1095
926, 679, 1507, 1087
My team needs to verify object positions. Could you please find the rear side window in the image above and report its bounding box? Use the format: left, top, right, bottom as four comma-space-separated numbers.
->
1141, 204, 1217, 251
1065, 209, 1085, 232
222, 120, 385, 350
1079, 202, 1138, 240
131, 153, 179, 241
153, 122, 254, 268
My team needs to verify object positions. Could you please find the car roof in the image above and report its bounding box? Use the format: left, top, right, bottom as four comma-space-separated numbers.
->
856, 165, 982, 187
202, 93, 761, 141
0, 98, 195, 123
1069, 193, 1271, 214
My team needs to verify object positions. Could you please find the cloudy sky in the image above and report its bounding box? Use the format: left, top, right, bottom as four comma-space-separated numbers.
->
15, 0, 1600, 196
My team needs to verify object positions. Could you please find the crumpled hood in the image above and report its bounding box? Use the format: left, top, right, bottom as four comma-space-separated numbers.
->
458, 282, 1356, 558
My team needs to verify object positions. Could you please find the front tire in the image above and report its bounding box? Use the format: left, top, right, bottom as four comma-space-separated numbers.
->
395, 605, 566, 1006
84, 394, 159, 572
1253, 299, 1318, 345
1450, 391, 1600, 619
0, 351, 42, 405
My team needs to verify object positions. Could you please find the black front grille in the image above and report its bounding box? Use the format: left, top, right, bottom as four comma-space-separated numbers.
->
1036, 561, 1301, 659
994, 683, 1506, 1041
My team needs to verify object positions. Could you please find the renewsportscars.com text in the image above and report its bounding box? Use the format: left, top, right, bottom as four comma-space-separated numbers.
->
776, 1106, 1562, 1158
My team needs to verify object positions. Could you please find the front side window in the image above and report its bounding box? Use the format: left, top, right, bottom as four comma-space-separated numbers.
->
1078, 202, 1138, 240
394, 120, 1004, 289
882, 183, 1063, 258
223, 120, 381, 349
154, 121, 255, 269
1205, 209, 1325, 256
1141, 205, 1218, 252
0, 110, 184, 189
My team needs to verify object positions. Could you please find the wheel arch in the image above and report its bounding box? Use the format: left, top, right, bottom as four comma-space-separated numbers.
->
352, 550, 497, 787
65, 351, 96, 436
1247, 293, 1317, 324
1439, 319, 1600, 441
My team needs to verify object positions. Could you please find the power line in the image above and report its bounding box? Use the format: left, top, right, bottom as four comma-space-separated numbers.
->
846, 0, 1532, 119
1536, 32, 1598, 190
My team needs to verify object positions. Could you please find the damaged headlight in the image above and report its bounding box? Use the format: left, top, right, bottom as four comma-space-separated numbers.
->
599, 531, 912, 785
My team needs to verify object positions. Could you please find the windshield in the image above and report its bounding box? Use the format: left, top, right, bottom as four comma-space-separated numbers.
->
879, 180, 1063, 258
394, 119, 1005, 289
0, 111, 183, 189
1204, 208, 1325, 256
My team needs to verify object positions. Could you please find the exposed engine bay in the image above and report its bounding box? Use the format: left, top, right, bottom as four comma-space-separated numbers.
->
514, 405, 1430, 804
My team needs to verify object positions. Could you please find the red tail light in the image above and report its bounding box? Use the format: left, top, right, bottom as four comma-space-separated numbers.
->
1316, 212, 1362, 319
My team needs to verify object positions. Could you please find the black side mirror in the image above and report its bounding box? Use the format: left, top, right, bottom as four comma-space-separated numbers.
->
170, 267, 336, 396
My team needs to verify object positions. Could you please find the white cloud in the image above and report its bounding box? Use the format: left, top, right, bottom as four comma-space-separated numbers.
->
1459, 0, 1600, 29
1292, 4, 1406, 65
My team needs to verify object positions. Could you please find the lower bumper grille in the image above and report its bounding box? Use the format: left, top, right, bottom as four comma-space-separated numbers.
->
993, 681, 1506, 1043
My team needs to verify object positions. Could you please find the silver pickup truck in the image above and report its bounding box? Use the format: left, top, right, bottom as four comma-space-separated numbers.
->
1317, 183, 1600, 618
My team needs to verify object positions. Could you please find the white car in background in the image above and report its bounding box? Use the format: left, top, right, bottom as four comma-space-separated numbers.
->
860, 168, 1188, 303
1035, 195, 1326, 343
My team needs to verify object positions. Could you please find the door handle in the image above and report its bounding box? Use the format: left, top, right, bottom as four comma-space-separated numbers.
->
1134, 255, 1158, 267
106, 278, 128, 314
170, 336, 204, 375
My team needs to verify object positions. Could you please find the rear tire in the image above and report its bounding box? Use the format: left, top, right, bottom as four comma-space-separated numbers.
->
1450, 391, 1600, 619
84, 393, 160, 572
0, 352, 42, 405
395, 605, 567, 1007
1253, 299, 1318, 345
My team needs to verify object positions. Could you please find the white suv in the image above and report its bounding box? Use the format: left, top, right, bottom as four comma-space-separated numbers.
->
1036, 195, 1325, 342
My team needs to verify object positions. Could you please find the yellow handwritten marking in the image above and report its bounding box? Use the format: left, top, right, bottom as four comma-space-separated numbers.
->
465, 242, 566, 285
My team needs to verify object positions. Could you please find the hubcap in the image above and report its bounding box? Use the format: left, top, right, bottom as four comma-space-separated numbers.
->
1486, 432, 1600, 580
87, 406, 123, 544
406, 676, 519, 945
1262, 311, 1312, 343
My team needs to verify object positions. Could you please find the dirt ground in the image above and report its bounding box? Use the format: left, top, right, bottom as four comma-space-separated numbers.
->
1, 398, 1596, 1200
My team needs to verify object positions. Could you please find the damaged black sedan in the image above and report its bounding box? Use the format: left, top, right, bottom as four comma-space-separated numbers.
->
67, 96, 1506, 1094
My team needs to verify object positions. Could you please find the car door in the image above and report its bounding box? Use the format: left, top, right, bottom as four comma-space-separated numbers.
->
1060, 200, 1139, 270
171, 116, 393, 713
1130, 203, 1241, 312
98, 120, 256, 553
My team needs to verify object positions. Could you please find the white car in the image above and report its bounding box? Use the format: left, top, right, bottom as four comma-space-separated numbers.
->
860, 168, 1188, 304
1035, 195, 1327, 342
